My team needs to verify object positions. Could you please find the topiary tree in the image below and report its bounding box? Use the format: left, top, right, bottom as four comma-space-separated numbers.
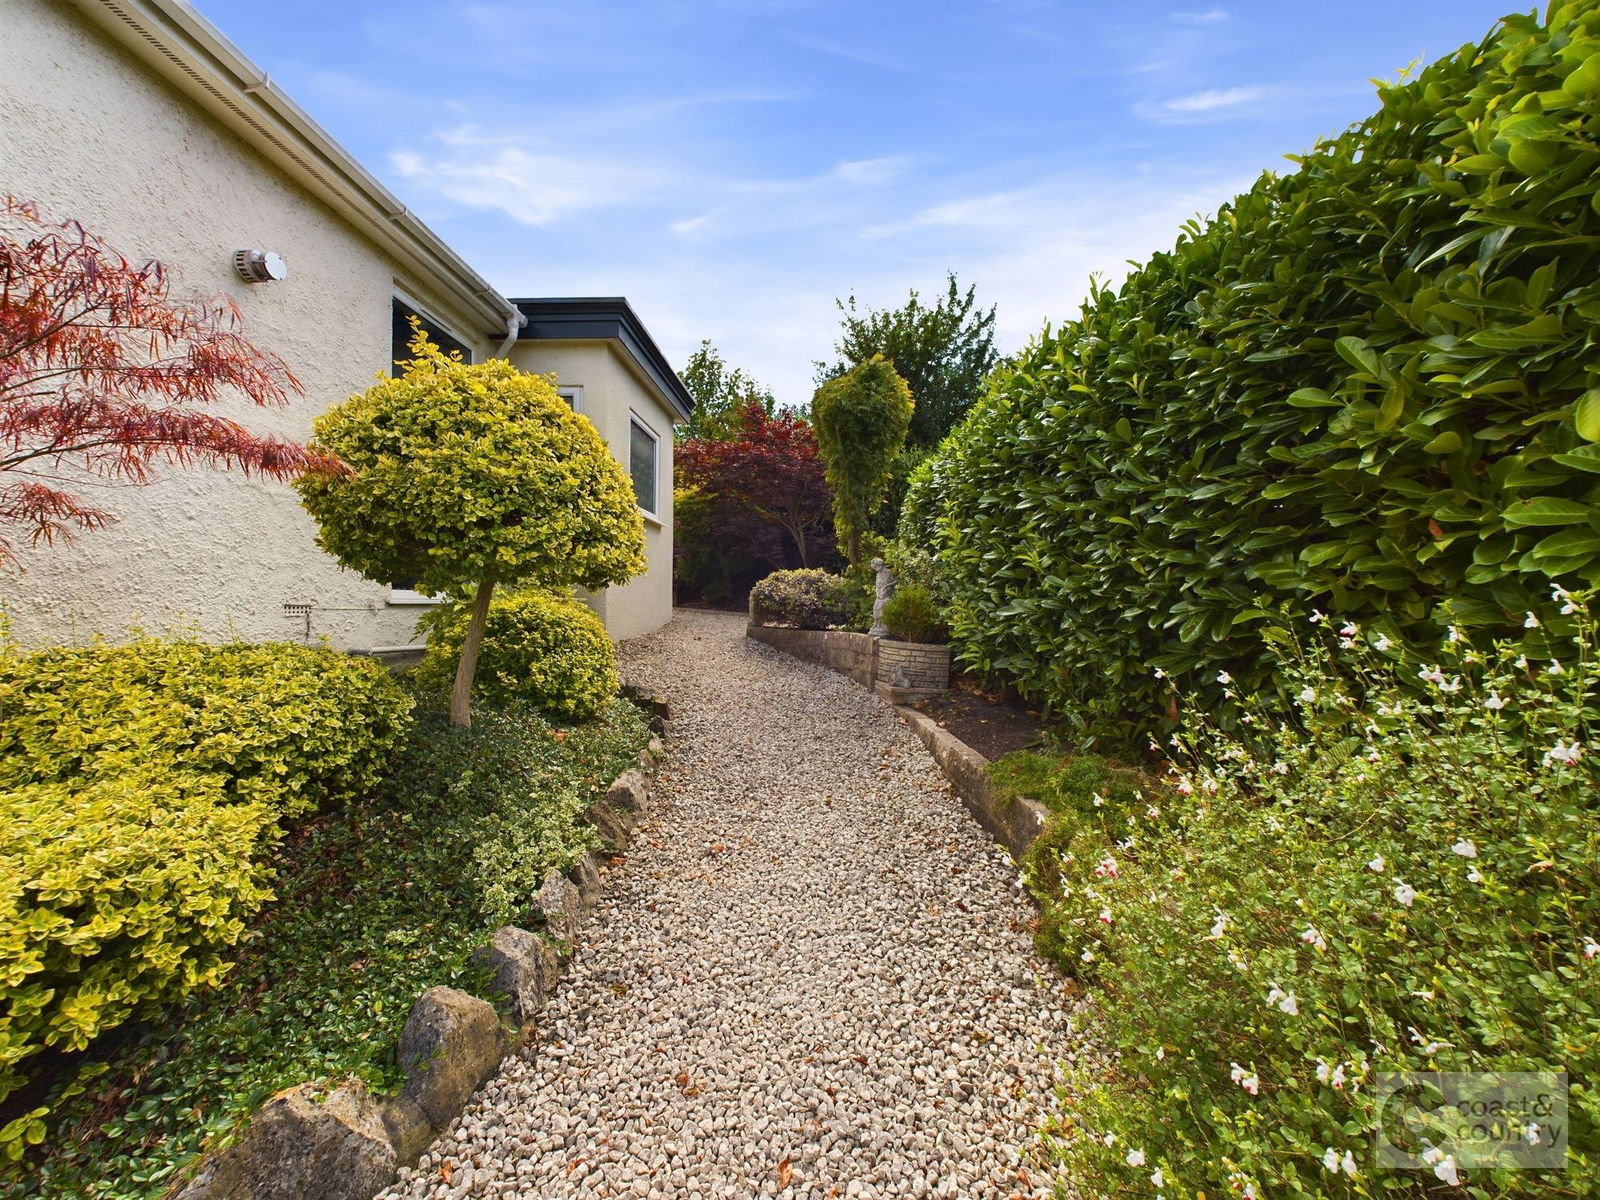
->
297, 330, 645, 727
810, 355, 913, 567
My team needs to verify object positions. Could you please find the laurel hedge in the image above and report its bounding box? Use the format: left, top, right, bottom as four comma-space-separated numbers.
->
928, 3, 1600, 742
0, 639, 412, 1151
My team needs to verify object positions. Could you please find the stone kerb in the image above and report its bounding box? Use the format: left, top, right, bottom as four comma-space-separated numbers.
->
174, 712, 670, 1200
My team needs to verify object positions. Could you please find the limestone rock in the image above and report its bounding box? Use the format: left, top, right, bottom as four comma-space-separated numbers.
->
567, 851, 603, 908
471, 925, 559, 1026
377, 1094, 433, 1168
606, 768, 650, 815
397, 987, 507, 1131
529, 870, 582, 952
581, 791, 637, 848
175, 1083, 396, 1200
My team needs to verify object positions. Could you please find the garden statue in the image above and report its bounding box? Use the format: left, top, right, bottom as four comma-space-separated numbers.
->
869, 556, 897, 638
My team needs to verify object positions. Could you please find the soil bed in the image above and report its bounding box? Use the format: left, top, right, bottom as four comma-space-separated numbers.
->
907, 674, 1047, 760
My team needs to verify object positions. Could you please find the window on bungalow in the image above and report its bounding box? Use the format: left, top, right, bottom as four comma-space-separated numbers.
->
629, 415, 659, 517
391, 297, 470, 375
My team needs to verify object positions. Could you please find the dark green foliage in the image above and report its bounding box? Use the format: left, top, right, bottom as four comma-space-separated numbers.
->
16, 698, 647, 1199
748, 568, 853, 629
811, 356, 914, 566
930, 3, 1600, 744
817, 274, 998, 448
414, 590, 619, 720
880, 583, 947, 644
868, 445, 931, 539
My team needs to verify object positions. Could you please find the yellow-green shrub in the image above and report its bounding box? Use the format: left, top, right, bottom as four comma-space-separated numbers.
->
0, 638, 412, 1143
0, 774, 275, 1127
415, 591, 619, 720
0, 639, 414, 818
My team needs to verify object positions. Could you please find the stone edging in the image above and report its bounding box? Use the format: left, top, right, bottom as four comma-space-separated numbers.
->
172, 691, 672, 1200
744, 625, 1047, 863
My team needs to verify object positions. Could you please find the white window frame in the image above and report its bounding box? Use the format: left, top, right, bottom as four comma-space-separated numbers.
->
629, 412, 661, 522
556, 384, 584, 412
386, 587, 440, 607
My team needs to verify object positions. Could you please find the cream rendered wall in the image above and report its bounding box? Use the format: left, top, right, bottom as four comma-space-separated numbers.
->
0, 0, 492, 651
507, 341, 676, 641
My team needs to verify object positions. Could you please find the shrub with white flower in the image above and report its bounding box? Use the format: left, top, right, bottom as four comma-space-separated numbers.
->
1030, 591, 1600, 1197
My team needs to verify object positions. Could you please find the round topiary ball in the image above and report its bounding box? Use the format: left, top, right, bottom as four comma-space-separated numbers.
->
414, 591, 618, 720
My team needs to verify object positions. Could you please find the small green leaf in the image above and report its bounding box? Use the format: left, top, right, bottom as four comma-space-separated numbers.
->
1573, 388, 1600, 442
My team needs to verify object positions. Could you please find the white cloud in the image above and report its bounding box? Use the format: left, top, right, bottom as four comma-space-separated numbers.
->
389, 137, 669, 227
1171, 8, 1229, 23
832, 157, 909, 185
1163, 85, 1266, 112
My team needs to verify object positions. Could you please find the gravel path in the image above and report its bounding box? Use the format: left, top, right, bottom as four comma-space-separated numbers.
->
381, 609, 1080, 1200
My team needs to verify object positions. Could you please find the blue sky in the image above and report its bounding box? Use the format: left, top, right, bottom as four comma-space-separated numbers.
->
199, 0, 1521, 408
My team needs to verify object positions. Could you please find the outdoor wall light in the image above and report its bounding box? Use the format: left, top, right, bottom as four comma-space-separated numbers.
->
233, 248, 288, 283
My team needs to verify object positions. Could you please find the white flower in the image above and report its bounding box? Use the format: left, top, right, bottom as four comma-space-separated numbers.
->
1548, 659, 1565, 675
1147, 804, 1162, 818
1544, 739, 1584, 767
1367, 853, 1385, 873
1230, 1063, 1260, 1094
1104, 1132, 1117, 1146
1432, 1153, 1461, 1186
1099, 907, 1113, 925
1341, 1150, 1357, 1177
1151, 1168, 1165, 1188
1092, 791, 1105, 807
1373, 634, 1392, 651
1301, 925, 1328, 951
1155, 1046, 1165, 1060
1265, 986, 1298, 1015
1299, 685, 1317, 703
1081, 947, 1095, 963
1153, 666, 1166, 679
1523, 1123, 1541, 1145
1035, 808, 1046, 826
1217, 670, 1232, 685
1340, 621, 1359, 638
1584, 938, 1599, 960
1467, 865, 1483, 884
1394, 881, 1417, 907
1451, 839, 1477, 859
1316, 1058, 1332, 1082
1366, 747, 1381, 762
1439, 676, 1462, 693
1447, 625, 1461, 642
1516, 654, 1530, 669
1322, 1147, 1340, 1174
1484, 691, 1505, 711
1331, 1062, 1347, 1089
1525, 611, 1541, 628
1242, 1185, 1258, 1199
1095, 857, 1119, 877
1125, 1148, 1146, 1167
1270, 760, 1290, 775
1418, 665, 1446, 686
1209, 912, 1229, 939
1309, 609, 1326, 625
1409, 1026, 1452, 1055
1176, 778, 1193, 796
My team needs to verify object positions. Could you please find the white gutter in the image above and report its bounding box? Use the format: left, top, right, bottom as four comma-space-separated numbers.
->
494, 310, 528, 359
68, 0, 520, 338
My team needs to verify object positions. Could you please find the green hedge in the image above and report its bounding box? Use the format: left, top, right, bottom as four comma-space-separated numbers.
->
930, 4, 1600, 741
0, 639, 412, 1148
415, 590, 619, 720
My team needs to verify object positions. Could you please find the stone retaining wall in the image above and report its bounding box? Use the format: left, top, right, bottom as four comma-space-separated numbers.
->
744, 624, 878, 688
874, 639, 951, 703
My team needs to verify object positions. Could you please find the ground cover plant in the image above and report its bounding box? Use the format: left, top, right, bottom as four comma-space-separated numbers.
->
7, 694, 649, 1199
925, 2, 1600, 745
1029, 598, 1600, 1197
0, 639, 411, 1157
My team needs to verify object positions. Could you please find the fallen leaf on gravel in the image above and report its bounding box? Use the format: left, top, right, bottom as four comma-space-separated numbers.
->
440, 1162, 453, 1184
778, 1157, 792, 1187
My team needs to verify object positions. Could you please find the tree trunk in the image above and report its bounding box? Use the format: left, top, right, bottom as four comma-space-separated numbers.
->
448, 576, 496, 729
847, 528, 860, 569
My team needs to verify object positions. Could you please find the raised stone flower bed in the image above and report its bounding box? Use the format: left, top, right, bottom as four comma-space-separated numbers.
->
874, 637, 951, 704
174, 717, 669, 1200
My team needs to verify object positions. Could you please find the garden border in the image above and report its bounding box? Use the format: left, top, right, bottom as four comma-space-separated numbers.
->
172, 693, 671, 1200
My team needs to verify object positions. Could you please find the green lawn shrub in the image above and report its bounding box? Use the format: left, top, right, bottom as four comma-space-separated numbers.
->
748, 568, 854, 629
1036, 603, 1600, 1196
880, 583, 948, 644
16, 697, 646, 1200
929, 3, 1600, 745
414, 590, 618, 720
0, 639, 412, 1155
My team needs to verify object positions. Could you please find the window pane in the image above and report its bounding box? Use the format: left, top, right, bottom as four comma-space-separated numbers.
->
630, 420, 657, 513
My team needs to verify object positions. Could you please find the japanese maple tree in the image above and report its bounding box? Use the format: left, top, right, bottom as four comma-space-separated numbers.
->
677, 400, 832, 567
0, 196, 340, 563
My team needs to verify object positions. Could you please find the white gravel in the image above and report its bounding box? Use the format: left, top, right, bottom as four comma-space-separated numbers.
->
380, 609, 1082, 1200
